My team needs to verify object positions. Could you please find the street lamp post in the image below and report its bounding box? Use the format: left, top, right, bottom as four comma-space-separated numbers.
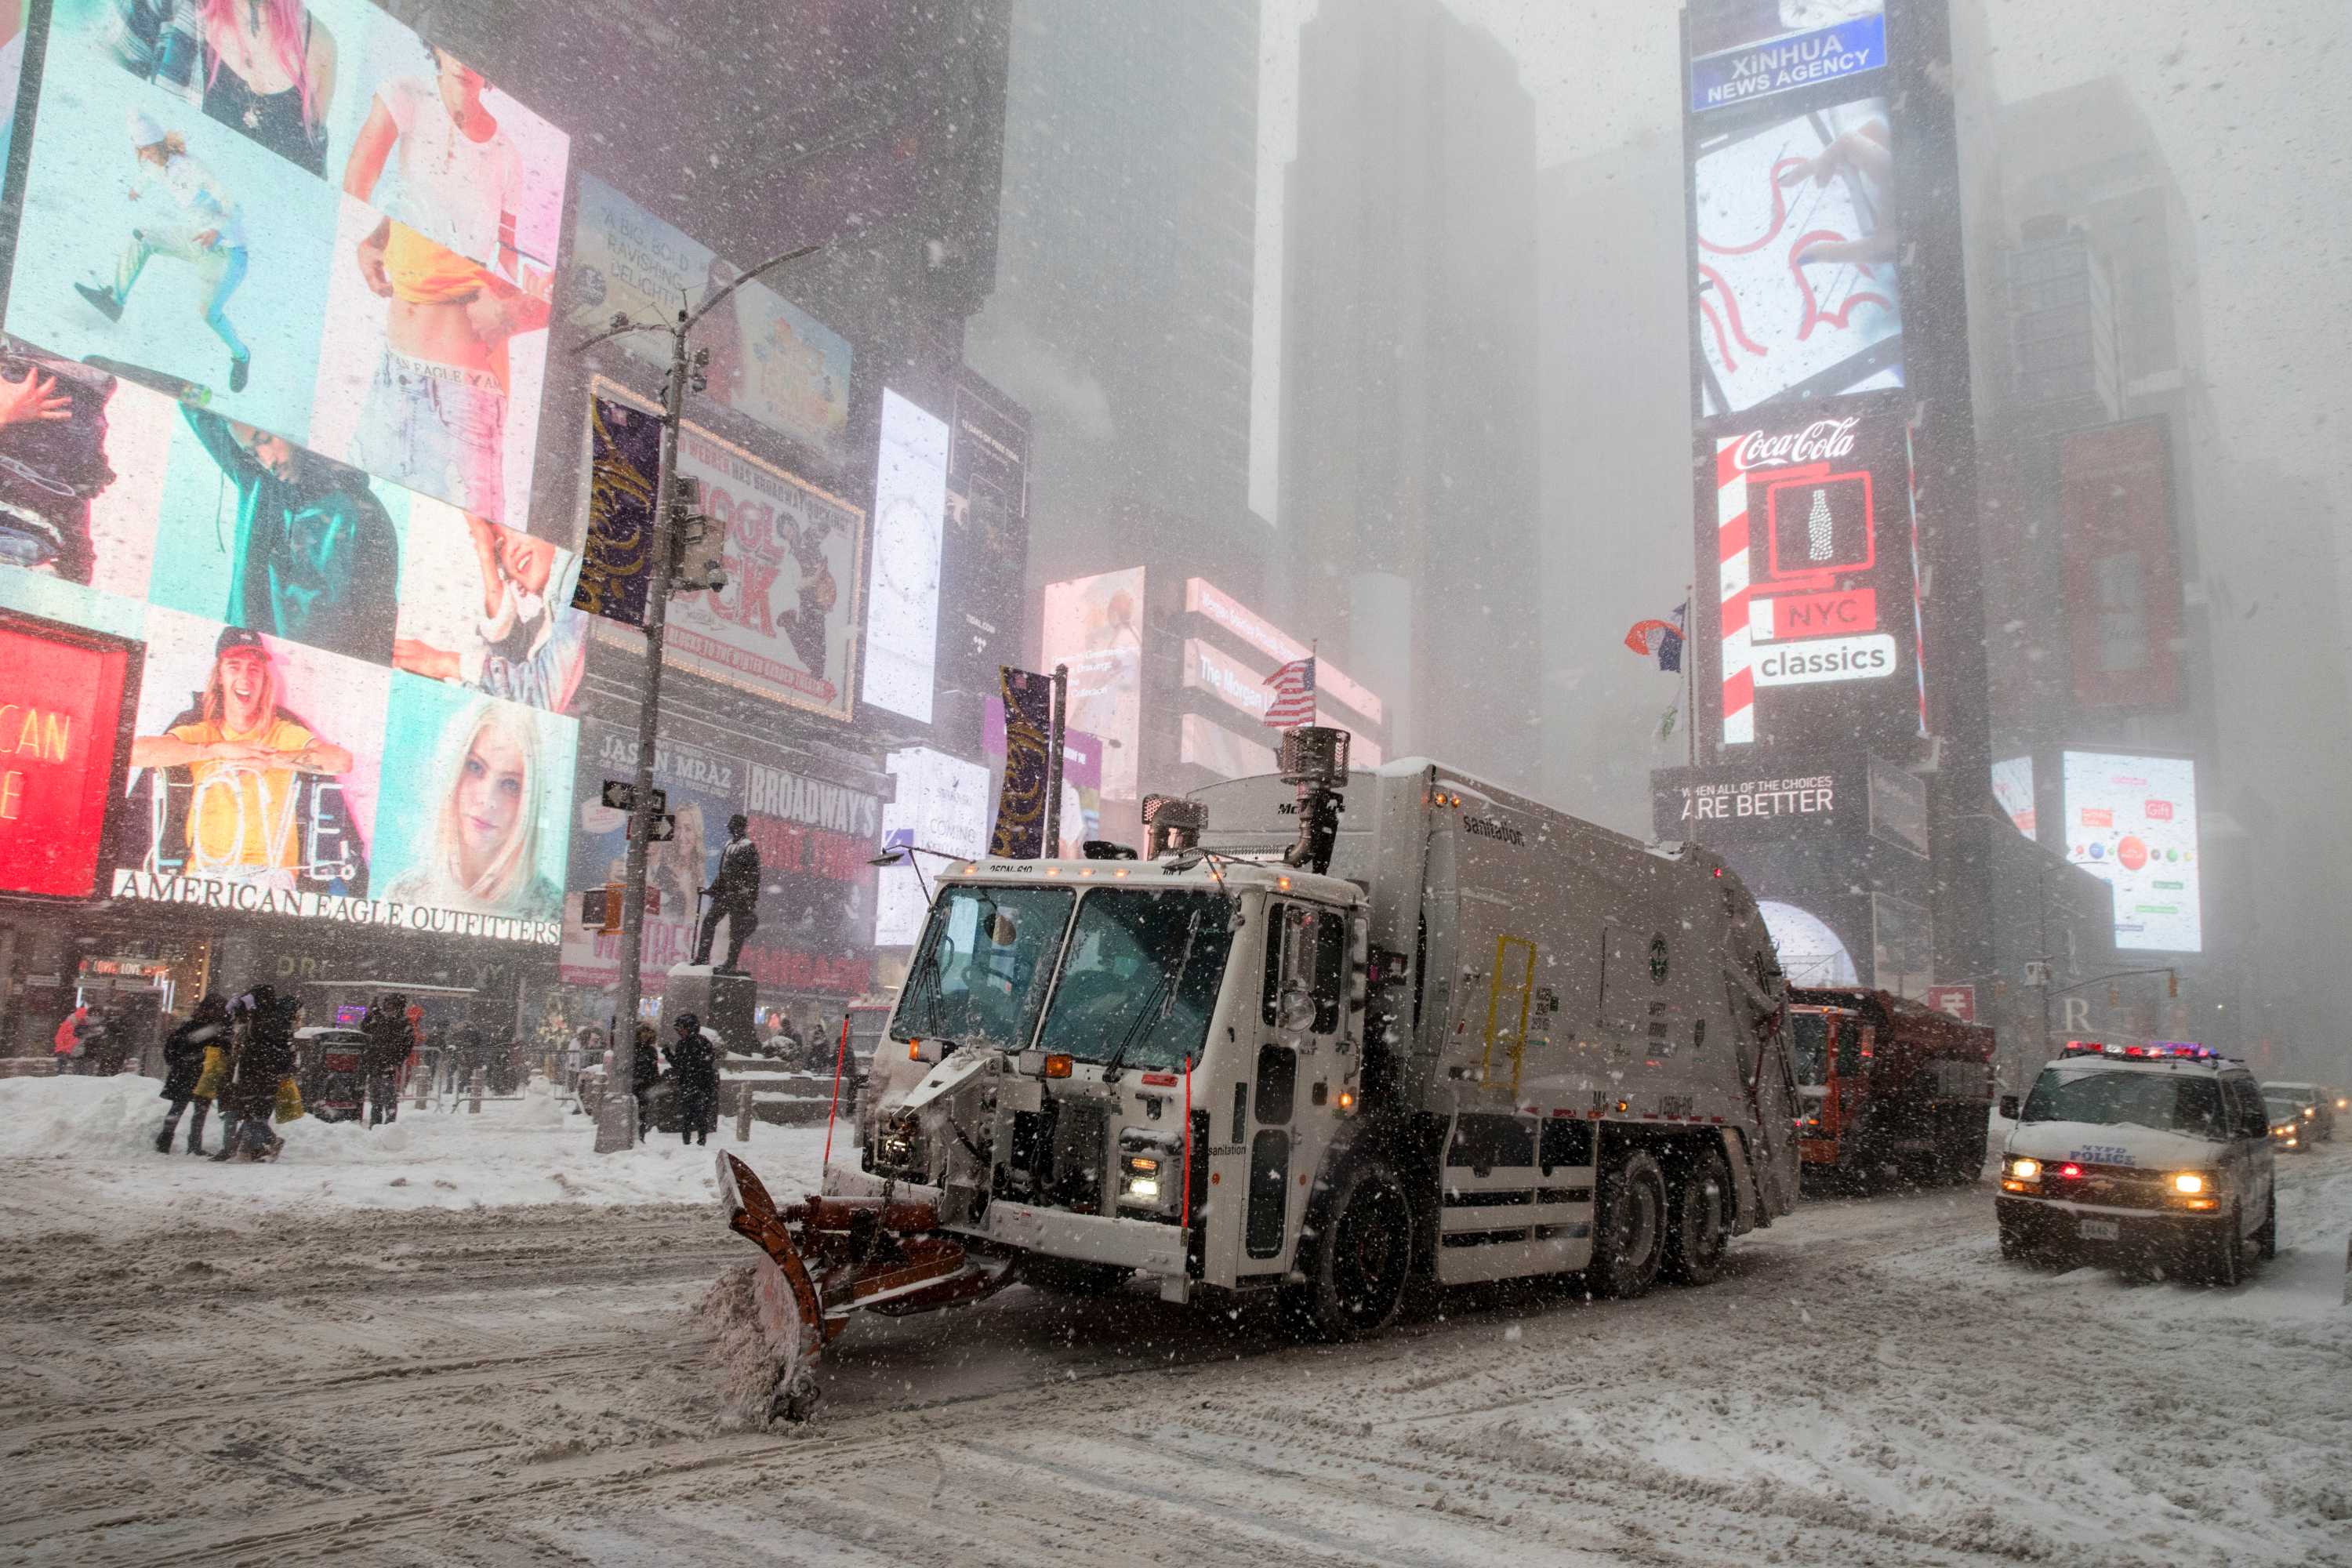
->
577, 241, 823, 1153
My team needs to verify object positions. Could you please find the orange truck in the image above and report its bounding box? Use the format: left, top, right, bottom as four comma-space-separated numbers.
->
1789, 987, 1996, 1188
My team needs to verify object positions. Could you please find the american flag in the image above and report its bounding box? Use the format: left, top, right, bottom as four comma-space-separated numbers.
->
1264, 655, 1316, 729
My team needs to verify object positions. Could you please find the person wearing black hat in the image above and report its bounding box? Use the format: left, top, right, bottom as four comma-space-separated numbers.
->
129, 626, 361, 893
692, 814, 761, 973
664, 1012, 719, 1147
156, 993, 229, 1155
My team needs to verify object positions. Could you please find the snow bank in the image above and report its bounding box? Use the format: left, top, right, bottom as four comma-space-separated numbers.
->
0, 1073, 834, 1236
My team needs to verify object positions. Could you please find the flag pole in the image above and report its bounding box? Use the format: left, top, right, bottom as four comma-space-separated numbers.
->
1684, 584, 1697, 769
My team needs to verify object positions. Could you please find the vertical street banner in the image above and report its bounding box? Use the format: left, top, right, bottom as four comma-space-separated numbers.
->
990, 666, 1053, 859
574, 395, 663, 626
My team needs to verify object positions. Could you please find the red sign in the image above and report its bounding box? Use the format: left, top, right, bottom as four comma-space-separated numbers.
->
2143, 800, 2173, 822
0, 621, 134, 898
1924, 985, 1976, 1022
2060, 421, 2183, 711
1762, 588, 1879, 641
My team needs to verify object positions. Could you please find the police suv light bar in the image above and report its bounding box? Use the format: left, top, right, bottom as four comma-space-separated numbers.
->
2062, 1040, 2217, 1061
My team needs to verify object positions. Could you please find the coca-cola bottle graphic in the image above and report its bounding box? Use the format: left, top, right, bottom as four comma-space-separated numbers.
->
1806, 489, 1835, 561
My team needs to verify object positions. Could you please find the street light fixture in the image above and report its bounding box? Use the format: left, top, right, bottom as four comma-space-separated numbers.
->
576, 240, 825, 1154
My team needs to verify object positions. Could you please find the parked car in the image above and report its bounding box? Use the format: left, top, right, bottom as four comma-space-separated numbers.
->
2259, 1081, 2334, 1144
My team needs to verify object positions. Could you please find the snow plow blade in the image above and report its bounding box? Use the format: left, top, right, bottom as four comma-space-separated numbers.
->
714, 1154, 1011, 1417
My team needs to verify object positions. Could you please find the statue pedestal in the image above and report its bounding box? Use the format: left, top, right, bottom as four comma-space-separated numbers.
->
665, 964, 758, 1057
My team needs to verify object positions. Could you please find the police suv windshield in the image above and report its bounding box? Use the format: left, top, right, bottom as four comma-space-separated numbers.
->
2021, 1066, 2228, 1138
892, 885, 1074, 1052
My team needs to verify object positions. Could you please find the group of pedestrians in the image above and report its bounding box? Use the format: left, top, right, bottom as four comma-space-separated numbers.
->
629, 1014, 722, 1147
154, 985, 300, 1162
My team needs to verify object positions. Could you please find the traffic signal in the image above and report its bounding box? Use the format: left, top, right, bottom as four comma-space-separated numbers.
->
2167, 971, 2179, 998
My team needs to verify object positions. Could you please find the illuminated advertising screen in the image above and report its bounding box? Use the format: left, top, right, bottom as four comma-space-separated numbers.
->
2062, 750, 2200, 953
861, 390, 947, 724
1687, 2, 1886, 114
567, 176, 851, 458
1178, 713, 1273, 782
1040, 568, 1144, 800
0, 613, 136, 898
1181, 576, 1383, 728
1708, 406, 1921, 748
873, 746, 988, 946
1690, 90, 1902, 416
2060, 421, 2183, 712
1991, 754, 2035, 837
564, 724, 879, 995
9, 1, 570, 527
0, 351, 581, 942
588, 381, 866, 724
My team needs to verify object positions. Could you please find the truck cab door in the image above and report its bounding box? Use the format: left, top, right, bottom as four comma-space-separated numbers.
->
1737, 980, 1800, 1216
1236, 899, 1349, 1276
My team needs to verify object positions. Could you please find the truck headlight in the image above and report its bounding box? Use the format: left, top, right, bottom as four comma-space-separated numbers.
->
2007, 1157, 2041, 1181
1120, 1153, 1163, 1202
2170, 1171, 2205, 1195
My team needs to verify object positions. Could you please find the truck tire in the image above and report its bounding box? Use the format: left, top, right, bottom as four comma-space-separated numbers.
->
1285, 1156, 1414, 1340
1590, 1148, 1668, 1298
1662, 1145, 1731, 1287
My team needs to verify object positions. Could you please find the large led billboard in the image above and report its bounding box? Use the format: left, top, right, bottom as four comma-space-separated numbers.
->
587, 381, 866, 724
1687, 2, 1886, 114
0, 612, 136, 898
2062, 750, 2200, 953
1181, 576, 1383, 728
2060, 420, 2183, 712
567, 176, 851, 459
1690, 91, 1903, 416
861, 390, 947, 724
1708, 405, 1922, 748
873, 746, 988, 946
1040, 567, 1144, 800
9, 1, 569, 527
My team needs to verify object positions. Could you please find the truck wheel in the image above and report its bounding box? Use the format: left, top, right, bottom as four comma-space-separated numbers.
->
1021, 1256, 1134, 1297
1591, 1149, 1667, 1298
1662, 1145, 1731, 1287
2253, 1193, 2277, 1261
1287, 1156, 1413, 1340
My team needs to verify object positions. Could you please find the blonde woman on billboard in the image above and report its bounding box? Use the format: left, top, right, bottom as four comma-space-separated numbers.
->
384, 700, 557, 917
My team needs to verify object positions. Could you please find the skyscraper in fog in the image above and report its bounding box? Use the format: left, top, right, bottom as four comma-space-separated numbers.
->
1275, 0, 1541, 787
965, 0, 1266, 597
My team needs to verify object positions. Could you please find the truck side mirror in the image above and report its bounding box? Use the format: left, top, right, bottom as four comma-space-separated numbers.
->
1998, 1094, 2020, 1121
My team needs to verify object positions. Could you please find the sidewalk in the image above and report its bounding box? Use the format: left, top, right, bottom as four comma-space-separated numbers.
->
0, 1073, 835, 1238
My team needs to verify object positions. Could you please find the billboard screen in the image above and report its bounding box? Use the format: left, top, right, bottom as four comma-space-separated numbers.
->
1040, 568, 1144, 800
2060, 421, 2183, 711
1687, 2, 1886, 114
563, 724, 880, 996
566, 176, 851, 458
1691, 91, 1902, 416
1991, 754, 2035, 837
9, 1, 570, 526
1181, 576, 1383, 728
1178, 712, 1274, 782
1708, 408, 1922, 748
0, 345, 580, 943
940, 373, 1029, 695
588, 382, 865, 723
873, 746, 989, 946
860, 390, 947, 724
0, 614, 136, 898
2062, 750, 2200, 953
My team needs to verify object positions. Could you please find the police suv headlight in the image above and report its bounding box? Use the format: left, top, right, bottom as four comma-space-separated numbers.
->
2006, 1157, 2041, 1181
2170, 1171, 2205, 1195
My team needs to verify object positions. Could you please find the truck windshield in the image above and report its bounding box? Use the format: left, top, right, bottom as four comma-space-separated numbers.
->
1790, 1013, 1830, 1086
891, 885, 1074, 1052
2020, 1068, 2227, 1138
1034, 889, 1236, 1071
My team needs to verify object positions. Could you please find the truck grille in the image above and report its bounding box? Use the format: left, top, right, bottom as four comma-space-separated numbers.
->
1047, 1099, 1108, 1214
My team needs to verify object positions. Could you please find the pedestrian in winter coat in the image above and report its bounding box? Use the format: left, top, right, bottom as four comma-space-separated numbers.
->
665, 1014, 720, 1147
630, 1023, 661, 1144
53, 1004, 93, 1074
156, 994, 228, 1155
217, 987, 296, 1161
360, 996, 412, 1127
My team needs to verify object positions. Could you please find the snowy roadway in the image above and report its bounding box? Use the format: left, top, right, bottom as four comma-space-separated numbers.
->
1, 1078, 2347, 1566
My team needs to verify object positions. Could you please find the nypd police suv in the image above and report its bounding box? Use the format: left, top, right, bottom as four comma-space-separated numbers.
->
1996, 1042, 2276, 1286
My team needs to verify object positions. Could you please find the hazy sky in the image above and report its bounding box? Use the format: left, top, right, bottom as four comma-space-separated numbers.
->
1250, 0, 2352, 531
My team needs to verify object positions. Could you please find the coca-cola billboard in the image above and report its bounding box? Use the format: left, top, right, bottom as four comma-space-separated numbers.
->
1700, 400, 1923, 752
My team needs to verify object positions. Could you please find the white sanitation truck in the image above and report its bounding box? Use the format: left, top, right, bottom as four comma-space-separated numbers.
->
717, 732, 1799, 1405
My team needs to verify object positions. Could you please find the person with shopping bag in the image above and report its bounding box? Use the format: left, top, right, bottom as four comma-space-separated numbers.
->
156, 994, 228, 1155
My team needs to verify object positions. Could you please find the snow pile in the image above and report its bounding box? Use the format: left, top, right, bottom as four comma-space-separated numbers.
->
698, 1258, 814, 1428
0, 1072, 833, 1236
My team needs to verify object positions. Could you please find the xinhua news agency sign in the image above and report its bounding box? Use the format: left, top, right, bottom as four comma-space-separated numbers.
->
1689, 9, 1887, 114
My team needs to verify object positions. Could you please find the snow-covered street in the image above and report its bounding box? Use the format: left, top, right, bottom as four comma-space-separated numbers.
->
1, 1078, 2346, 1566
